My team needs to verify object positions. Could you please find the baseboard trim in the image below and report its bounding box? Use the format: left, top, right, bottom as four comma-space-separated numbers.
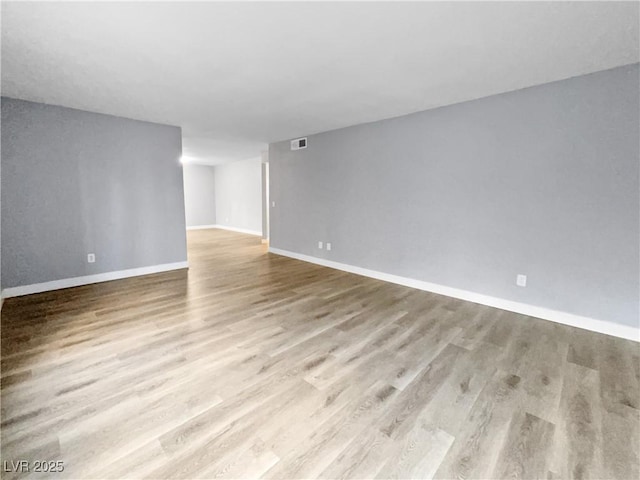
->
1, 261, 189, 299
186, 224, 217, 231
268, 247, 638, 342
186, 224, 262, 236
210, 225, 262, 236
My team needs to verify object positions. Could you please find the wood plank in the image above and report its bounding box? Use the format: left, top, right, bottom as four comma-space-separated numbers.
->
491, 412, 555, 479
0, 228, 636, 479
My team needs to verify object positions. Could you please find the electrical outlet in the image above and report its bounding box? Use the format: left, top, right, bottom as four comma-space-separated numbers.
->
318, 241, 323, 249
87, 253, 96, 263
516, 274, 527, 287
326, 242, 332, 251
271, 201, 276, 207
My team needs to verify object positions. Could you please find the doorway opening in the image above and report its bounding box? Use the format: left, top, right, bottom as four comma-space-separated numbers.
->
261, 159, 270, 244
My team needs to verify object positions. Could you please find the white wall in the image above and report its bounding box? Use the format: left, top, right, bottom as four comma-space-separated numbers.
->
183, 164, 216, 227
214, 157, 262, 235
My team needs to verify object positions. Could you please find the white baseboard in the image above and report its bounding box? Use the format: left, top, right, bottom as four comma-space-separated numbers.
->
186, 224, 217, 231
211, 224, 262, 236
1, 261, 189, 299
268, 247, 638, 342
186, 224, 262, 236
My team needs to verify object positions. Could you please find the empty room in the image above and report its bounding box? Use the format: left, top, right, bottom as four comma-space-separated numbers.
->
1, 1, 638, 479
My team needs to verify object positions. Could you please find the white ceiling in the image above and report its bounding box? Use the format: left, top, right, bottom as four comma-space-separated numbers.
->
2, 1, 638, 165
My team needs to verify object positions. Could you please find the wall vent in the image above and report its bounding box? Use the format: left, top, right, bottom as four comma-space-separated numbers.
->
290, 137, 307, 150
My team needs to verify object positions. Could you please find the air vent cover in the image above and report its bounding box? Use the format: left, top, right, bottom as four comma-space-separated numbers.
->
291, 137, 307, 150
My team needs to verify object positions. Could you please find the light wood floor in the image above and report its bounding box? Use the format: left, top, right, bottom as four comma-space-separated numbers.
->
1, 229, 638, 479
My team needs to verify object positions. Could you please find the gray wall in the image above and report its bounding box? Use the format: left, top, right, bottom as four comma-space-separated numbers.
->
214, 157, 262, 233
0, 119, 2, 294
269, 64, 640, 328
183, 164, 216, 227
1, 98, 187, 289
